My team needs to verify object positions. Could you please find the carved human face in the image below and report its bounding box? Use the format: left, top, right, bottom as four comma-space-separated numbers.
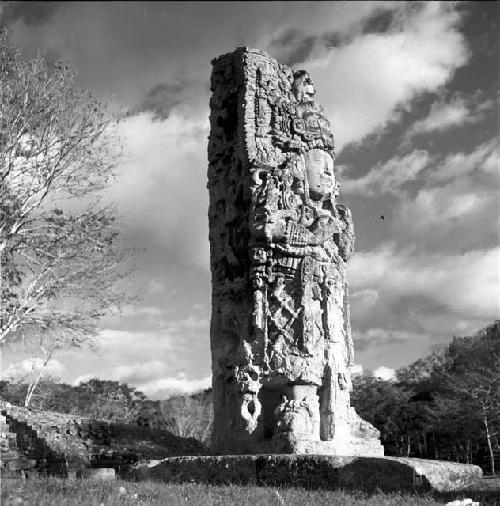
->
305, 149, 335, 201
293, 72, 315, 102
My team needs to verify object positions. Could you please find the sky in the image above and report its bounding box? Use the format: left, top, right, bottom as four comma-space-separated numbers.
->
1, 1, 499, 398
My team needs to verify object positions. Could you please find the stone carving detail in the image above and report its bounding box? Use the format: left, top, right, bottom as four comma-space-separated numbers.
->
208, 47, 383, 456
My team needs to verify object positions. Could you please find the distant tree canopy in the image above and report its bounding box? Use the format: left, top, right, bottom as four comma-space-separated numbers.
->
351, 320, 500, 474
0, 377, 168, 430
159, 389, 213, 446
1, 323, 498, 473
0, 29, 136, 406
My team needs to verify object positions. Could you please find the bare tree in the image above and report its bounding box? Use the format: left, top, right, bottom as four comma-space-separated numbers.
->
160, 390, 213, 445
435, 324, 500, 474
18, 325, 97, 407
0, 30, 135, 404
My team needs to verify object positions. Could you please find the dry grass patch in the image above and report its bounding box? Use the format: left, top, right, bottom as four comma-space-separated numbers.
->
0, 476, 449, 506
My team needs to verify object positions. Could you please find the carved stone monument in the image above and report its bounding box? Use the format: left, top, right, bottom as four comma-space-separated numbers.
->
124, 47, 483, 493
207, 47, 383, 456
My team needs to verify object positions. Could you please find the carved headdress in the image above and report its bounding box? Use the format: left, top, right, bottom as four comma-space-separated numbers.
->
292, 70, 316, 103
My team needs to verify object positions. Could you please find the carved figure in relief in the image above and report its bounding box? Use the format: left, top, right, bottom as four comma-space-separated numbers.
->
208, 48, 383, 456
245, 68, 357, 448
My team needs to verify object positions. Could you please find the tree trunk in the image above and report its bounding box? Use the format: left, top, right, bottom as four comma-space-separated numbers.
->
482, 408, 496, 475
433, 432, 439, 460
24, 356, 50, 408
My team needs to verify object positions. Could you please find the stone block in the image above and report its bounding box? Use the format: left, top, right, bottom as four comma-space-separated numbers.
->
77, 467, 116, 480
7, 458, 37, 471
129, 455, 482, 493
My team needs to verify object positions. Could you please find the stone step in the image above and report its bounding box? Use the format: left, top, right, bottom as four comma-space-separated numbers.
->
6, 458, 37, 471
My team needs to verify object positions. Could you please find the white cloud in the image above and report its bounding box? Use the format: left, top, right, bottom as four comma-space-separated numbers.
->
348, 245, 500, 320
91, 329, 178, 372
167, 315, 209, 332
148, 278, 167, 293
352, 325, 443, 371
355, 327, 426, 345
110, 112, 210, 272
62, 316, 210, 397
395, 185, 491, 234
430, 139, 499, 183
350, 289, 380, 322
18, 2, 468, 154
73, 374, 95, 386
301, 2, 469, 149
406, 96, 492, 137
271, 1, 399, 41
341, 141, 498, 250
351, 288, 380, 304
2, 358, 65, 381
98, 328, 174, 352
109, 360, 168, 384
373, 366, 396, 381
350, 363, 364, 376
120, 305, 166, 317
98, 317, 207, 355
413, 97, 470, 133
127, 372, 212, 400
342, 150, 431, 195
72, 362, 212, 399
6, 1, 487, 386
391, 142, 499, 248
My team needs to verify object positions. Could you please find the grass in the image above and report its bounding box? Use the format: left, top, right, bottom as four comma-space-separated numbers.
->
4, 476, 500, 506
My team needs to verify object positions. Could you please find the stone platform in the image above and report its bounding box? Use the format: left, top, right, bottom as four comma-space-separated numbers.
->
128, 454, 482, 493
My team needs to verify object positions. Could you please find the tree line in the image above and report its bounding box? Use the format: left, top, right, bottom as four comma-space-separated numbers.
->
351, 321, 500, 475
1, 321, 498, 473
0, 377, 213, 446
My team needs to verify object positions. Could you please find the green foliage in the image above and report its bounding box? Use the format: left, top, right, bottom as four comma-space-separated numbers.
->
74, 378, 167, 429
436, 322, 500, 474
352, 321, 500, 474
0, 28, 138, 408
0, 378, 168, 430
0, 27, 132, 346
160, 388, 213, 446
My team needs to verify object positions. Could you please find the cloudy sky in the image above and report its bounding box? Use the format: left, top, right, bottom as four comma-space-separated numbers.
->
1, 1, 498, 398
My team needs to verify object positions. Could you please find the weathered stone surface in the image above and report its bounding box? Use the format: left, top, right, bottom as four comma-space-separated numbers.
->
129, 455, 483, 493
0, 401, 207, 477
6, 458, 37, 471
76, 467, 116, 480
207, 47, 382, 456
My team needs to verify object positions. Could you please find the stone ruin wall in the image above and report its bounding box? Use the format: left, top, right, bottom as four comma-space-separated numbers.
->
207, 47, 383, 456
0, 401, 206, 477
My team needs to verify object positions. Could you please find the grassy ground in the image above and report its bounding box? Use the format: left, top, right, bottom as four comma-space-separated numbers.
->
0, 477, 438, 506
2, 477, 500, 506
